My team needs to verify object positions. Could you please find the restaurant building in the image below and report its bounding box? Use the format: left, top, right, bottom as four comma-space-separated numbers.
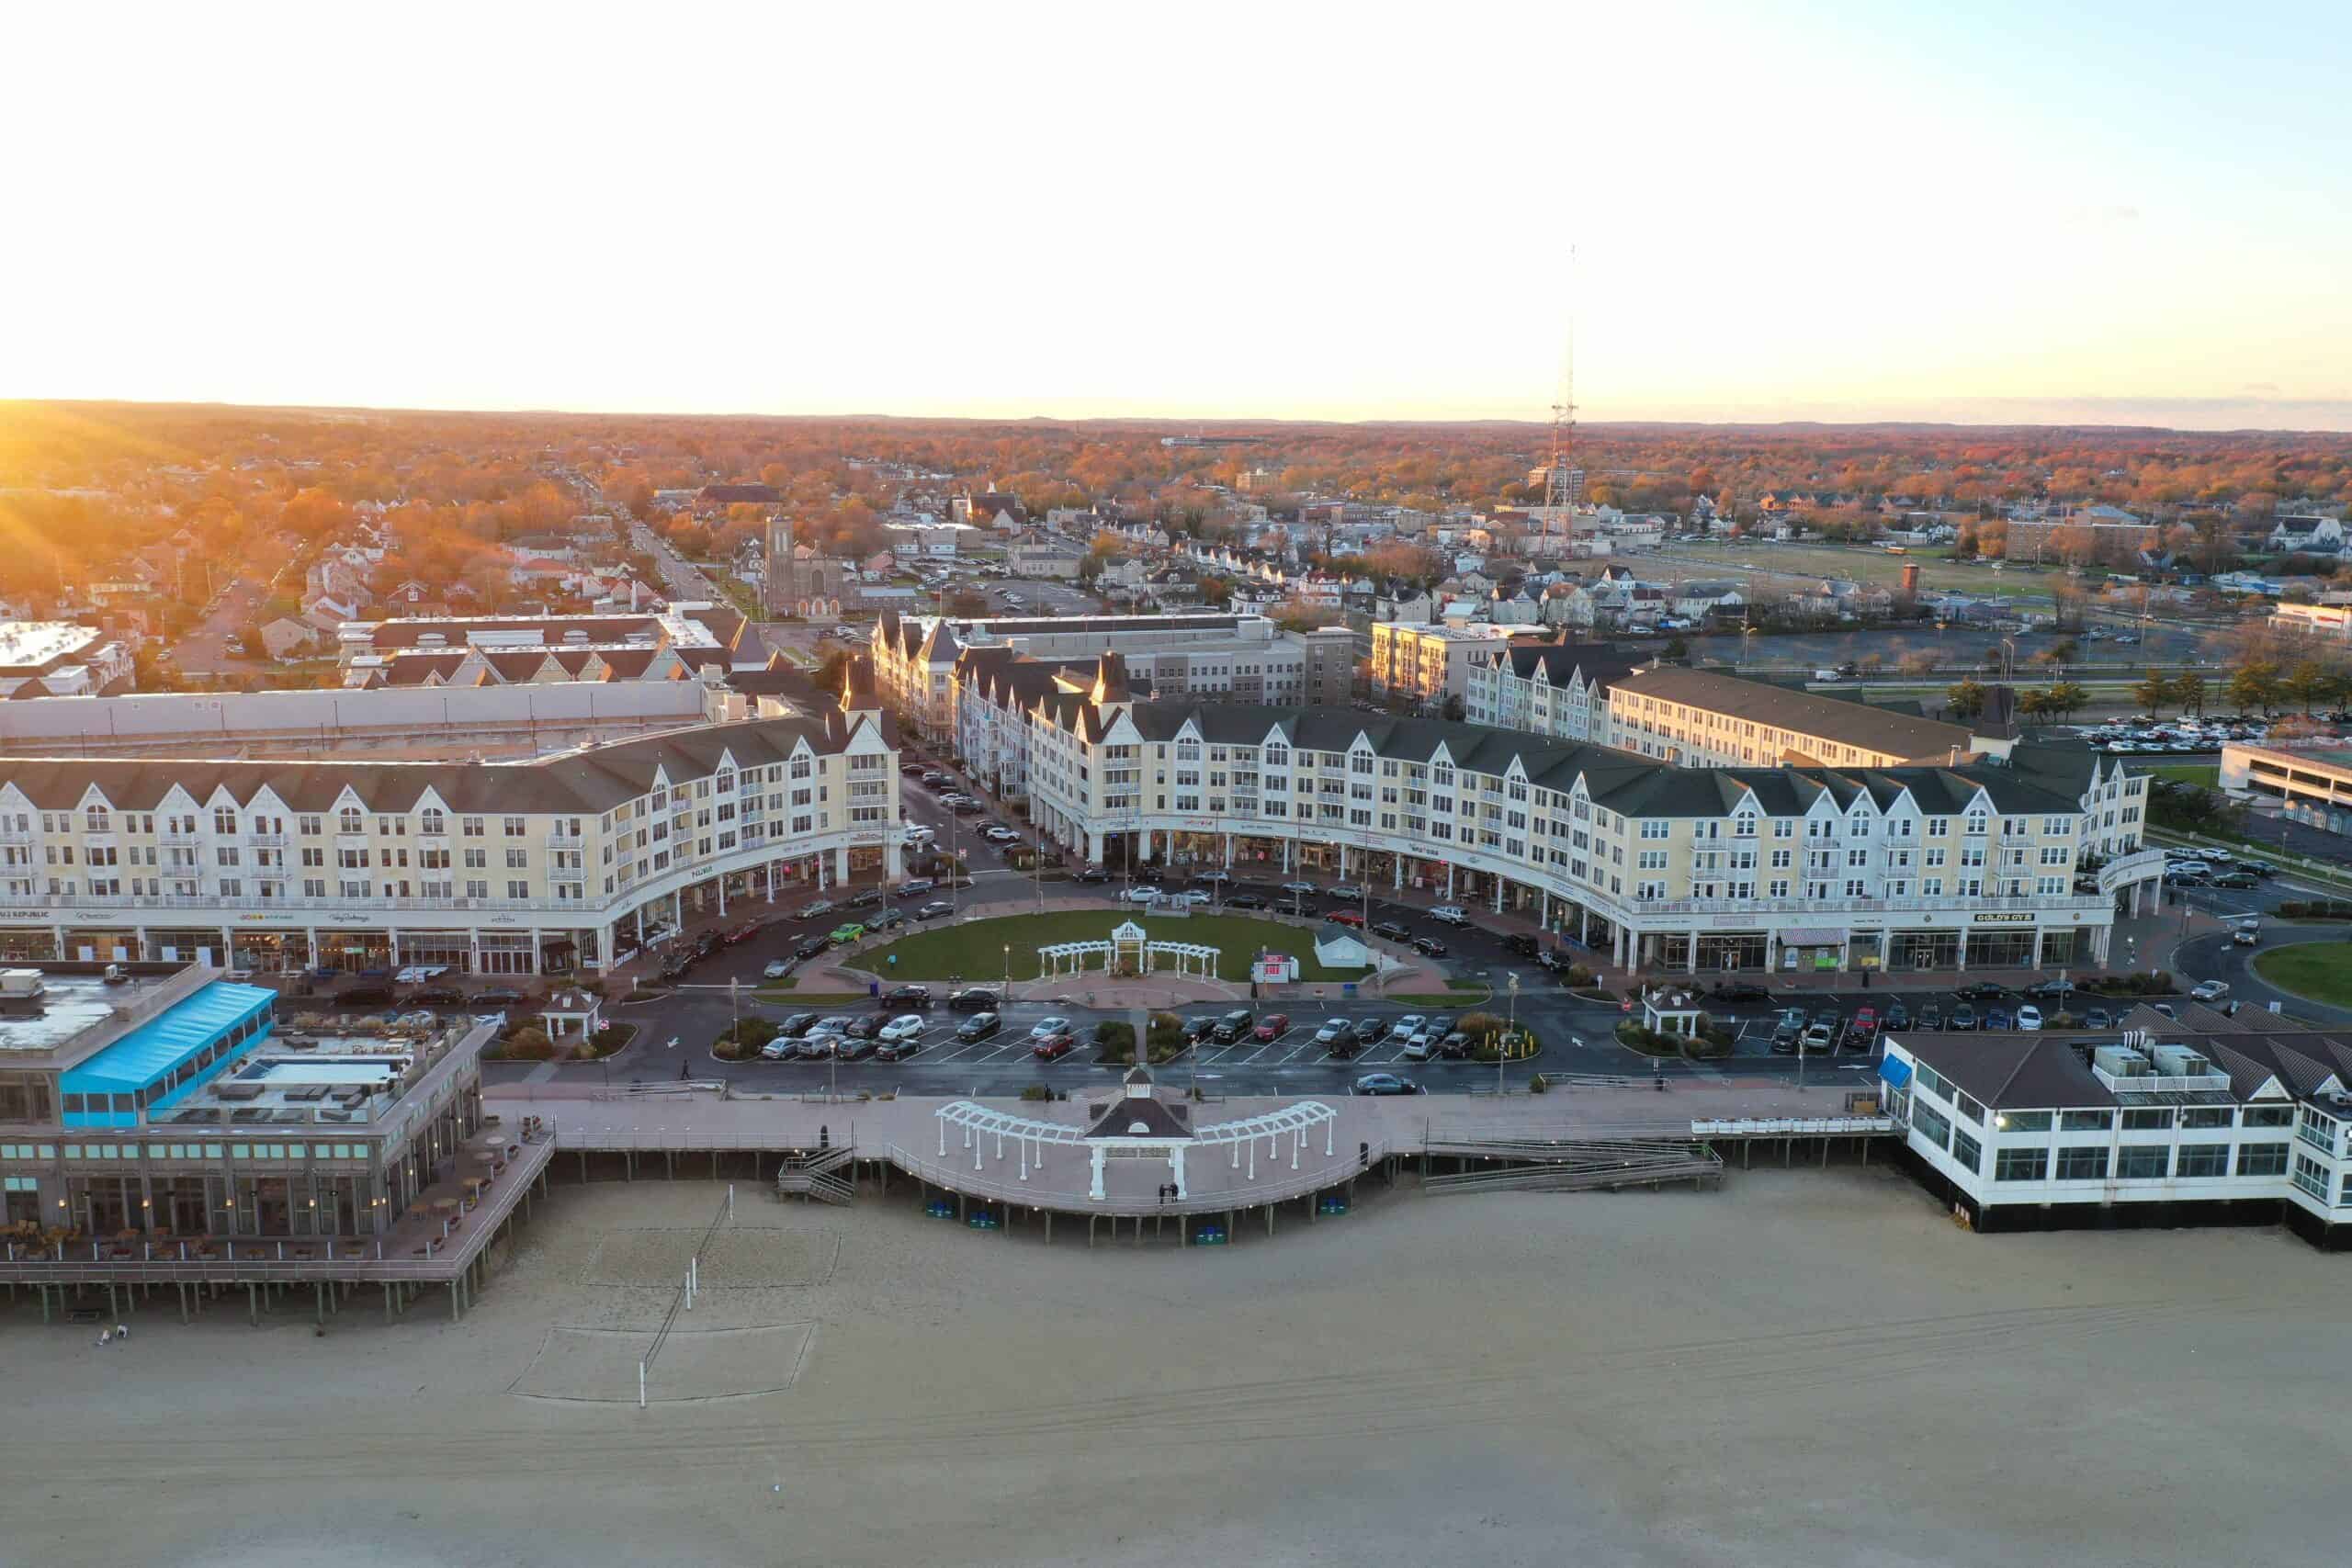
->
1880, 1006, 2352, 1246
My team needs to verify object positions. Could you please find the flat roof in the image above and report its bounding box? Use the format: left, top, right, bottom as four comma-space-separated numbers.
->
0, 620, 102, 672
0, 975, 139, 1054
60, 983, 275, 1094
2233, 743, 2352, 773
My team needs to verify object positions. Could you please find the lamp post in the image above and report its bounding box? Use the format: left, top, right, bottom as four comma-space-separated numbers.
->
1002, 943, 1011, 999
1503, 973, 1519, 1095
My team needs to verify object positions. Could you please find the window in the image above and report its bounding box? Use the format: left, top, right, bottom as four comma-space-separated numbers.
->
2120, 1108, 2174, 1131
1912, 1102, 1951, 1150
2179, 1107, 2234, 1130
2116, 1146, 2169, 1179
2058, 1110, 2111, 1132
2242, 1105, 2293, 1128
2175, 1145, 2230, 1179
2237, 1143, 2289, 1177
1994, 1146, 2047, 1182
2054, 1146, 2109, 1181
1950, 1129, 1982, 1173
1993, 1111, 2051, 1133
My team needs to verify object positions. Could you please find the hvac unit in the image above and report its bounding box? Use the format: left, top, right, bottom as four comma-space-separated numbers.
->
2093, 1044, 2150, 1078
2150, 1044, 2211, 1078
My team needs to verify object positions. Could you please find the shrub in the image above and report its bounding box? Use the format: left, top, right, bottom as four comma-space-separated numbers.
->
1093, 1020, 1136, 1051
501, 1026, 554, 1061
1146, 1010, 1183, 1055
1458, 1011, 1504, 1044
1019, 1084, 1053, 1101
1566, 964, 1594, 987
713, 1018, 779, 1061
1529, 1073, 1549, 1094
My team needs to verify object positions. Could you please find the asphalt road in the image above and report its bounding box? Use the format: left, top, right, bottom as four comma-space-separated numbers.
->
175, 536, 296, 674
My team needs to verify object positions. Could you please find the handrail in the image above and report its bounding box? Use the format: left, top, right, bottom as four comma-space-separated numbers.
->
882, 1140, 1384, 1217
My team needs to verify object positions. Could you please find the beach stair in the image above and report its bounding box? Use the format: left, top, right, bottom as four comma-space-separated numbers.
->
1420, 1136, 1724, 1195
775, 1145, 856, 1206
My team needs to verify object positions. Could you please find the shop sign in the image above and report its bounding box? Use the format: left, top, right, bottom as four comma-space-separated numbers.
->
0, 909, 49, 921
1971, 912, 2034, 925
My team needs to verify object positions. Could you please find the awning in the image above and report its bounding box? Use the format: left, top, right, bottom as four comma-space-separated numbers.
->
1779, 928, 1846, 947
1878, 1056, 1913, 1088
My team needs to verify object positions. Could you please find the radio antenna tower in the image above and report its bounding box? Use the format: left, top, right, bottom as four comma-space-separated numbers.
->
1543, 247, 1579, 520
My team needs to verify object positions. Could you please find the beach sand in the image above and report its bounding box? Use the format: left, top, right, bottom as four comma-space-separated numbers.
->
1, 1166, 2344, 1567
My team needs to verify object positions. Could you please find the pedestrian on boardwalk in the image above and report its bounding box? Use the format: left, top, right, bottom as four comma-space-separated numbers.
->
96, 1328, 111, 1348
114, 1322, 129, 1341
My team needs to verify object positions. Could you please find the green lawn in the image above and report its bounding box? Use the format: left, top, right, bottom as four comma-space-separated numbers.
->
2253, 942, 2352, 1008
858, 910, 1365, 983
2149, 764, 2220, 787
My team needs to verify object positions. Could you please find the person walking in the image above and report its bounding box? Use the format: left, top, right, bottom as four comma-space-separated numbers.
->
96, 1327, 111, 1348
114, 1322, 129, 1342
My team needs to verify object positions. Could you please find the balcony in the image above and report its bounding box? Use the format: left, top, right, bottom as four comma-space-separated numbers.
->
1635, 891, 2111, 919
244, 833, 287, 848
545, 835, 587, 851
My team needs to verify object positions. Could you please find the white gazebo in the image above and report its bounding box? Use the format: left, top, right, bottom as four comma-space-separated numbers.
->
538, 988, 604, 1042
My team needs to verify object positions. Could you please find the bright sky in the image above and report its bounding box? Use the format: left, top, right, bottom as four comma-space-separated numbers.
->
6, 1, 2348, 429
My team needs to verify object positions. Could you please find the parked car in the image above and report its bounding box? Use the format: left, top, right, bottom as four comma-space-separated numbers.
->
1799, 1022, 1836, 1054
881, 985, 932, 1009
1326, 909, 1366, 930
1711, 981, 1770, 1004
1193, 870, 1232, 886
877, 1014, 926, 1045
948, 987, 1001, 1012
722, 921, 762, 945
1351, 1073, 1419, 1096
762, 960, 793, 980
849, 887, 886, 908
1429, 905, 1470, 927
792, 936, 831, 962
2022, 979, 2076, 1001
775, 1012, 820, 1038
834, 1035, 878, 1063
1124, 886, 1167, 905
1949, 1004, 1978, 1031
1503, 932, 1539, 958
476, 987, 524, 1005
897, 878, 936, 899
1211, 1010, 1255, 1043
1329, 883, 1363, 899
1371, 919, 1411, 942
1883, 999, 1910, 1031
1027, 1016, 1072, 1043
409, 986, 463, 1009
1984, 1006, 2015, 1031
1409, 934, 1448, 957
2238, 860, 2277, 877
2014, 1004, 2043, 1031
2189, 979, 2231, 1002
2232, 928, 2260, 947
828, 923, 866, 946
794, 899, 837, 921
1278, 881, 1317, 899
1850, 1007, 1878, 1040
955, 1012, 1001, 1043
1917, 1003, 1944, 1031
1076, 868, 1109, 884
2083, 1006, 2113, 1028
1386, 1014, 1426, 1042
865, 908, 908, 932
1251, 1013, 1290, 1043
1954, 982, 2013, 1001
1032, 1032, 1078, 1061
338, 985, 395, 1008
2211, 872, 2259, 888
842, 1014, 888, 1041
914, 901, 955, 920
1226, 893, 1269, 910
1313, 1019, 1358, 1056
1182, 1014, 1222, 1043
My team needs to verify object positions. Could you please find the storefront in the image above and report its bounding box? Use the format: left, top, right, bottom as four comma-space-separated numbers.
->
314, 929, 393, 973
1777, 927, 1848, 973
1965, 922, 2039, 968
0, 927, 58, 961
1889, 930, 1960, 970
398, 930, 474, 970
229, 929, 309, 973
1696, 931, 1769, 971
147, 928, 228, 964
61, 928, 140, 962
476, 932, 537, 975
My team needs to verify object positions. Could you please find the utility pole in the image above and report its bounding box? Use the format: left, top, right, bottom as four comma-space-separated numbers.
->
1503, 973, 1519, 1096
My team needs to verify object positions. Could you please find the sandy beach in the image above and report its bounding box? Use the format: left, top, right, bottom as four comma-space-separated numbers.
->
0, 1165, 2343, 1568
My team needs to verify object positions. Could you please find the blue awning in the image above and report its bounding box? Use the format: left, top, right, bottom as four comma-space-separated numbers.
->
1878, 1055, 1913, 1088
62, 983, 275, 1096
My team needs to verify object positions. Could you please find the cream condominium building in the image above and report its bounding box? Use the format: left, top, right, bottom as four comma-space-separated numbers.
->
1464, 641, 1640, 740
1019, 664, 2162, 975
1606, 665, 2016, 770
0, 667, 900, 976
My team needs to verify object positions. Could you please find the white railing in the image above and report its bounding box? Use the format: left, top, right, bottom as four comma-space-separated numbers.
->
2095, 848, 2167, 894
884, 1141, 1385, 1218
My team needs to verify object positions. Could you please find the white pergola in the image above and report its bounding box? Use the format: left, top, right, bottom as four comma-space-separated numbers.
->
931, 1099, 1340, 1201
1036, 919, 1220, 980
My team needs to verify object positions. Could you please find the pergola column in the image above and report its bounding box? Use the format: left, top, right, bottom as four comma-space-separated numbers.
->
1089, 1145, 1107, 1200
1170, 1145, 1188, 1199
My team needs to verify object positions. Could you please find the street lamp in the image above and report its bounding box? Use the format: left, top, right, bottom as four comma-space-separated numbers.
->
1503, 973, 1519, 1095
1002, 943, 1011, 998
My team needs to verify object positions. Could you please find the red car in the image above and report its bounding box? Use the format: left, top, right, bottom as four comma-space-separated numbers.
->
722, 920, 762, 945
1251, 1012, 1290, 1043
1327, 909, 1366, 929
1032, 1032, 1077, 1062
1850, 1007, 1879, 1039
